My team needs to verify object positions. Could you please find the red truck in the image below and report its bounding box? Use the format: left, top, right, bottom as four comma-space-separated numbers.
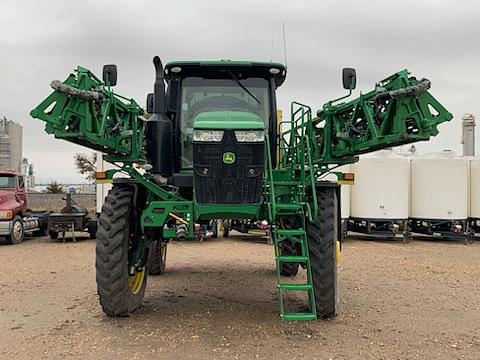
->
0, 170, 48, 244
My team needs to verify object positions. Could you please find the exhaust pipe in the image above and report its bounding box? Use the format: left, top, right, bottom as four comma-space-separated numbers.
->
146, 56, 173, 177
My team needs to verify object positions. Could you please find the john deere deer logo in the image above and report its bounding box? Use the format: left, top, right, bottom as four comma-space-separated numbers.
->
223, 152, 235, 164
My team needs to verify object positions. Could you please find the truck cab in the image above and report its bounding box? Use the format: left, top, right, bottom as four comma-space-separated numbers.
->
0, 170, 47, 244
0, 170, 27, 243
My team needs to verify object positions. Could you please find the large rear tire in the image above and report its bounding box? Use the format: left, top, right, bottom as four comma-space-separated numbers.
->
148, 239, 167, 275
96, 186, 147, 316
307, 185, 339, 318
279, 239, 299, 277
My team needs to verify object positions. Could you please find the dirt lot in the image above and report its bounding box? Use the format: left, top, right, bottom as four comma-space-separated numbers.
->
0, 235, 479, 359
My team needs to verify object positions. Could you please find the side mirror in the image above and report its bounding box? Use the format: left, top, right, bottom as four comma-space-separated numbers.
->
103, 64, 118, 86
146, 93, 154, 113
342, 68, 356, 90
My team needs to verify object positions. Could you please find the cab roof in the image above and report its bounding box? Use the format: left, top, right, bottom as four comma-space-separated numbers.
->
164, 60, 287, 88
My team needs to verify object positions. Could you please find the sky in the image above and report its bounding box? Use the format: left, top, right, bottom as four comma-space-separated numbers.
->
0, 0, 479, 183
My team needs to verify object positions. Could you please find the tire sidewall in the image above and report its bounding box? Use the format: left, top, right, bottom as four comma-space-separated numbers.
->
9, 216, 24, 244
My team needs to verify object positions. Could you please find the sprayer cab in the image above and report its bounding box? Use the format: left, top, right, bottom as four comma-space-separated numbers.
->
147, 60, 287, 203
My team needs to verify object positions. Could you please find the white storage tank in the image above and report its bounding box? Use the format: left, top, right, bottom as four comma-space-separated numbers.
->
349, 150, 410, 236
410, 151, 469, 221
351, 150, 410, 220
470, 158, 480, 225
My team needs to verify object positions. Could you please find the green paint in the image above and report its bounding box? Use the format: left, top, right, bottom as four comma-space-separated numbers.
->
194, 111, 264, 130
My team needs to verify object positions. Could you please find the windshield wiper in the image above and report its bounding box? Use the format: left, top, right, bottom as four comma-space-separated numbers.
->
227, 71, 261, 105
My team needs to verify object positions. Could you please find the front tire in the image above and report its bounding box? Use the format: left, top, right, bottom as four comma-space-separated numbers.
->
96, 186, 147, 316
307, 185, 339, 318
6, 216, 24, 244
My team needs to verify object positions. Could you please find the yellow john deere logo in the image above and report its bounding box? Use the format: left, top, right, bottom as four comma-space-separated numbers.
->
223, 152, 235, 164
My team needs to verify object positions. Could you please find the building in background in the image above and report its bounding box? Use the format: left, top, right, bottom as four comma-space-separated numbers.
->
0, 117, 22, 173
21, 158, 35, 192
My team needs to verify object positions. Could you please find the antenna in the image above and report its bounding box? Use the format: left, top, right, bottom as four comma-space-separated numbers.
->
282, 22, 288, 69
270, 36, 274, 62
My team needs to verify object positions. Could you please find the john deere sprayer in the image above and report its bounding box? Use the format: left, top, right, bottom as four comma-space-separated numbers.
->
31, 57, 452, 320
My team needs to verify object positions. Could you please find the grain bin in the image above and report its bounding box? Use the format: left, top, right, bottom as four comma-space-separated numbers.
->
410, 150, 471, 240
470, 158, 480, 233
349, 150, 410, 237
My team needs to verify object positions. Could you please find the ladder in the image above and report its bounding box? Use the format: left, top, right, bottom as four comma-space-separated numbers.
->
264, 102, 318, 320
272, 204, 317, 321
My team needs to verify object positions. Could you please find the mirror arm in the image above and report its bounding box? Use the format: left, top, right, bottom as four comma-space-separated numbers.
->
325, 87, 353, 109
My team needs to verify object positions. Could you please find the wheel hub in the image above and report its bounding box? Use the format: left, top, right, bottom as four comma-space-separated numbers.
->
128, 268, 145, 294
13, 221, 23, 240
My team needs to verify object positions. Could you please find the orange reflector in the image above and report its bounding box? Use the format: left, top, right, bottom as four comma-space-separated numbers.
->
343, 172, 355, 181
96, 171, 107, 179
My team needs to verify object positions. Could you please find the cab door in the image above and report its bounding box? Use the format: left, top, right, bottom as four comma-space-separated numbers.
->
16, 176, 27, 208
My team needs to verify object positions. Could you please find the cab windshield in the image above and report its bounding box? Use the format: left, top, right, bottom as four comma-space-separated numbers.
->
0, 175, 16, 188
179, 77, 271, 168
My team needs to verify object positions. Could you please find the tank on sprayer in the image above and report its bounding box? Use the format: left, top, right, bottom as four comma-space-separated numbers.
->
348, 150, 410, 238
469, 158, 480, 234
410, 150, 472, 241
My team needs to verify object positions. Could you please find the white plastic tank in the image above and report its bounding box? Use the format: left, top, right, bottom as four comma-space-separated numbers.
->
470, 158, 480, 219
410, 151, 469, 220
324, 164, 351, 219
350, 150, 410, 219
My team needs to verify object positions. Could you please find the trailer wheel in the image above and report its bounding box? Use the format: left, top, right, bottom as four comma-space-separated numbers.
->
88, 220, 97, 239
307, 185, 339, 318
96, 186, 147, 316
148, 239, 167, 275
6, 216, 24, 244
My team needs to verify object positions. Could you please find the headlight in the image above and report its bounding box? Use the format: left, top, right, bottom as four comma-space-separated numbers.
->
193, 130, 224, 142
0, 210, 13, 220
234, 130, 264, 142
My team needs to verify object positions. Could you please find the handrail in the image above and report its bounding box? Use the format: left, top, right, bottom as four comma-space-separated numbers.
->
264, 135, 277, 221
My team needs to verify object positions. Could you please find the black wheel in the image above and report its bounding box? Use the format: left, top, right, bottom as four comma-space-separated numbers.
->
148, 239, 167, 275
222, 220, 229, 238
88, 220, 97, 239
307, 185, 339, 318
96, 186, 147, 316
49, 231, 59, 240
6, 216, 24, 244
279, 239, 299, 277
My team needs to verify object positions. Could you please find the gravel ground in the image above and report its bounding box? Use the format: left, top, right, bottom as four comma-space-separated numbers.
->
0, 234, 479, 359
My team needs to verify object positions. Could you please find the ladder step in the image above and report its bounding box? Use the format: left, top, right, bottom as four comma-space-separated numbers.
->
280, 312, 317, 321
273, 229, 305, 237
276, 203, 302, 210
277, 255, 308, 263
273, 181, 301, 186
278, 283, 312, 291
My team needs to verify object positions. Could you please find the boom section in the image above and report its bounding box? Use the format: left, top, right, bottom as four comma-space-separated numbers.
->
30, 66, 146, 163
312, 69, 453, 166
